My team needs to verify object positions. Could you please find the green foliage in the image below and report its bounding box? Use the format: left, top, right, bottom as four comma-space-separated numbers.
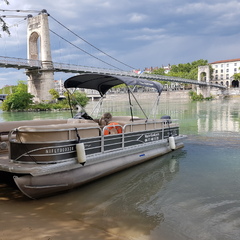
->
65, 91, 89, 108
189, 91, 213, 101
233, 73, 240, 81
29, 100, 70, 111
2, 91, 34, 111
168, 59, 209, 80
1, 81, 34, 111
152, 68, 165, 75
189, 91, 204, 101
0, 85, 17, 94
49, 89, 60, 100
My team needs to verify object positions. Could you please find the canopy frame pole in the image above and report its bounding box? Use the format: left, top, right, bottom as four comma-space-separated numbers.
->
66, 89, 73, 118
149, 94, 160, 119
127, 87, 134, 121
90, 96, 104, 118
127, 86, 148, 120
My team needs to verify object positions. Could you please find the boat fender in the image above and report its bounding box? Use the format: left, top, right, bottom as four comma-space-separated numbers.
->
74, 128, 86, 165
76, 142, 86, 165
169, 136, 176, 150
104, 122, 122, 135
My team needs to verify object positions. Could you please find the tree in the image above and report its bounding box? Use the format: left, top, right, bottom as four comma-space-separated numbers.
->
233, 73, 240, 81
168, 59, 209, 80
64, 91, 89, 108
152, 67, 166, 75
49, 89, 60, 100
1, 81, 34, 111
71, 91, 89, 108
0, 0, 10, 36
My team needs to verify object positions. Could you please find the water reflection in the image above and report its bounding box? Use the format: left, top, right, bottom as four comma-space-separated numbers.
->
1, 97, 240, 137
196, 100, 240, 133
0, 150, 184, 239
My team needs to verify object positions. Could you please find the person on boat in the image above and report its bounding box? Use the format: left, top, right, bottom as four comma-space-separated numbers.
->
99, 112, 113, 127
99, 112, 122, 135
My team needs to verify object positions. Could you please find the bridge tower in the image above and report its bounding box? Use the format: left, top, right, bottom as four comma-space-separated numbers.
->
26, 10, 54, 102
197, 65, 211, 98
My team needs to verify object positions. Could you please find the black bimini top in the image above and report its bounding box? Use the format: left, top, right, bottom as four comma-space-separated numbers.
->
64, 73, 163, 96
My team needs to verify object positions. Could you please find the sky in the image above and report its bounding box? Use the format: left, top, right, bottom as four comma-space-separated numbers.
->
0, 0, 240, 88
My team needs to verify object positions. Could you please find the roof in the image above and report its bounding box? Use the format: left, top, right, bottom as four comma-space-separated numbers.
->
64, 73, 163, 96
210, 58, 240, 64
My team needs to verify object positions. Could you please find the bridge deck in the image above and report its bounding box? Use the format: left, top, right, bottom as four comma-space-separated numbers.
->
0, 56, 226, 89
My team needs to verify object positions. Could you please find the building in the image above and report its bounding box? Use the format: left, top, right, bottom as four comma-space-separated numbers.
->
54, 79, 65, 96
210, 58, 240, 87
133, 65, 171, 75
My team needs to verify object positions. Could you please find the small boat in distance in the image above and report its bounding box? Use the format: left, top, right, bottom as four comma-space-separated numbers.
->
0, 73, 186, 199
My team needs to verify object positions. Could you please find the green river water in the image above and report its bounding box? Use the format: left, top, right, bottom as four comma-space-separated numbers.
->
0, 95, 240, 240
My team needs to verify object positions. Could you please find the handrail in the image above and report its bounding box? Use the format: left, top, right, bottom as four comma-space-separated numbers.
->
0, 56, 226, 89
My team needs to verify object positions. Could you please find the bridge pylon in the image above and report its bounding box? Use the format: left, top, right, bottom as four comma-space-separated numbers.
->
26, 10, 54, 102
197, 65, 211, 98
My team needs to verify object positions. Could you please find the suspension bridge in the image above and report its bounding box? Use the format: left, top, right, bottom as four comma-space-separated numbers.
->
0, 9, 225, 101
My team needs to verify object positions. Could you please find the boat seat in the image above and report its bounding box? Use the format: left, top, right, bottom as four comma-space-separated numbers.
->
67, 118, 96, 124
0, 119, 68, 153
16, 122, 100, 143
0, 119, 68, 133
111, 116, 140, 122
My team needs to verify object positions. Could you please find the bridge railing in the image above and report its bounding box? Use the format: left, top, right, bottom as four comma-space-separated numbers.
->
0, 56, 41, 68
0, 56, 226, 89
53, 62, 225, 88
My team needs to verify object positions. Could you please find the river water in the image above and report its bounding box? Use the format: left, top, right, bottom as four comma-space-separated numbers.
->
1, 94, 240, 240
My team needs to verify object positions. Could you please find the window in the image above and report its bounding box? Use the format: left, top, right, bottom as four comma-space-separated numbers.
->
234, 63, 237, 66
234, 68, 237, 72
226, 69, 229, 72
226, 74, 229, 79
215, 75, 218, 80
215, 70, 218, 73
221, 69, 223, 73
227, 64, 229, 67
221, 64, 223, 68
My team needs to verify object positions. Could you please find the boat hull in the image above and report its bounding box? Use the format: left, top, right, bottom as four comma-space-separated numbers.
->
13, 139, 184, 199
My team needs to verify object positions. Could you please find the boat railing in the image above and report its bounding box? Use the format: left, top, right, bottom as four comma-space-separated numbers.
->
3, 118, 179, 158
9, 125, 101, 143
99, 119, 179, 154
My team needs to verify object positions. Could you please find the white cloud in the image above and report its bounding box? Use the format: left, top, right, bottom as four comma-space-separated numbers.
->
128, 13, 148, 23
0, 0, 240, 87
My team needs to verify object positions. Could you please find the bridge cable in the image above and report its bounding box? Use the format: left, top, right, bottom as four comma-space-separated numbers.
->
49, 15, 137, 70
49, 29, 123, 71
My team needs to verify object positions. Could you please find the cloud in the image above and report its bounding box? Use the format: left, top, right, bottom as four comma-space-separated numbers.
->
128, 13, 148, 23
0, 0, 240, 88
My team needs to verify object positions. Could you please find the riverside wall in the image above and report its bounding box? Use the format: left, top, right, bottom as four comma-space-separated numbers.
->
105, 88, 240, 101
105, 90, 190, 101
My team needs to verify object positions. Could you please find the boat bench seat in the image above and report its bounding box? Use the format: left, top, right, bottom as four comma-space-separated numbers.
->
0, 119, 68, 134
0, 118, 95, 135
111, 116, 141, 122
16, 122, 100, 143
0, 119, 67, 153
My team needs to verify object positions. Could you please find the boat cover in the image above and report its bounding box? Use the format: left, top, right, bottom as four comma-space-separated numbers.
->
64, 73, 163, 96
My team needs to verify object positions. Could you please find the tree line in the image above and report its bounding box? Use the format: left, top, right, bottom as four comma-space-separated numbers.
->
0, 81, 89, 111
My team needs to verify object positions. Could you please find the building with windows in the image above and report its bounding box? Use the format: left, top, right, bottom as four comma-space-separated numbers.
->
210, 58, 240, 87
54, 79, 65, 96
